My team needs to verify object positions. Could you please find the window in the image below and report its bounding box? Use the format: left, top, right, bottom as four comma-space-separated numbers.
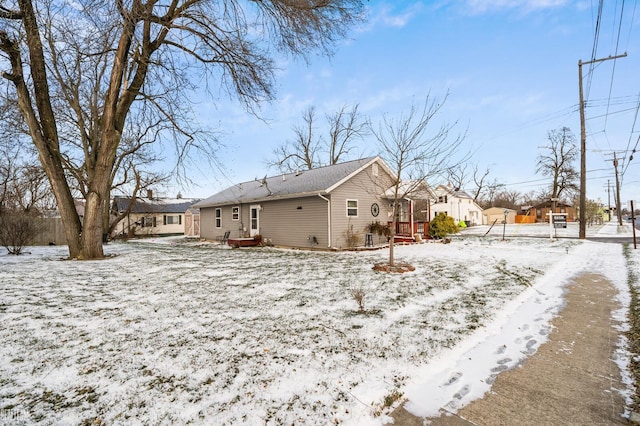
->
372, 163, 379, 177
163, 215, 182, 225
215, 208, 222, 228
438, 195, 448, 203
232, 206, 240, 221
347, 199, 358, 217
142, 216, 156, 227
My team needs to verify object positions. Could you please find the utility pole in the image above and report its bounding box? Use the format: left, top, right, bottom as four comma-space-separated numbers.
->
613, 152, 623, 226
607, 179, 611, 221
578, 53, 627, 239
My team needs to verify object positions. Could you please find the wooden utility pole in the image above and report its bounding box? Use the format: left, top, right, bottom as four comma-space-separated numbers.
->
613, 152, 623, 226
607, 179, 612, 221
578, 53, 627, 239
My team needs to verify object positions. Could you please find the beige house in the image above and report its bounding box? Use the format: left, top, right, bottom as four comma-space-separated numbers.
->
483, 207, 517, 225
193, 157, 433, 249
431, 184, 483, 226
111, 193, 200, 237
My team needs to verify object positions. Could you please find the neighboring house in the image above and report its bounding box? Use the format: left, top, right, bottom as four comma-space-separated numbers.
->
111, 191, 201, 237
483, 207, 517, 225
525, 201, 578, 223
430, 184, 483, 225
193, 157, 434, 249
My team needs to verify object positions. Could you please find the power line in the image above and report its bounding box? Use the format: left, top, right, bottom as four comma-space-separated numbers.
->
603, 0, 626, 127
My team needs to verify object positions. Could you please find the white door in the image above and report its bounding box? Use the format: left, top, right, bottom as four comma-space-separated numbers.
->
250, 205, 260, 236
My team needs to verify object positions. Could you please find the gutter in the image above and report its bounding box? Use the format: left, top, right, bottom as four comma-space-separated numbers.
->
318, 193, 331, 248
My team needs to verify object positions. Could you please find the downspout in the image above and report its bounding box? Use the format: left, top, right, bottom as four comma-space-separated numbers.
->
408, 198, 414, 239
318, 194, 331, 248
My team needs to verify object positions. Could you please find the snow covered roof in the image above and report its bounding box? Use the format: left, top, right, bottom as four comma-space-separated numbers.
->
194, 157, 389, 208
112, 196, 201, 214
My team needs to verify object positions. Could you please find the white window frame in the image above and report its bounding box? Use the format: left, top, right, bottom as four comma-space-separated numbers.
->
346, 199, 358, 217
215, 208, 222, 228
232, 206, 240, 221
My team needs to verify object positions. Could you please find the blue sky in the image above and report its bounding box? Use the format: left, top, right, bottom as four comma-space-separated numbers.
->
174, 1, 640, 208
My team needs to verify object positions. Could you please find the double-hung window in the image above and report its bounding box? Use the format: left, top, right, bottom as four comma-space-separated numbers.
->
215, 208, 222, 228
346, 200, 358, 217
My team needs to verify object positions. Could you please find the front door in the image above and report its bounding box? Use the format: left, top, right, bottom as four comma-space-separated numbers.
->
250, 205, 260, 236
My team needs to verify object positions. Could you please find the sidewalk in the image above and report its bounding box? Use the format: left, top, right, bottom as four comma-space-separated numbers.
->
391, 273, 630, 425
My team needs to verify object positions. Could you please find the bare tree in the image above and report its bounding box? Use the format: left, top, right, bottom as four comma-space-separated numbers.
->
536, 127, 579, 212
446, 164, 468, 192
371, 94, 467, 267
327, 104, 369, 165
471, 164, 493, 201
0, 135, 54, 214
270, 106, 322, 172
491, 189, 522, 210
0, 0, 365, 259
269, 103, 368, 172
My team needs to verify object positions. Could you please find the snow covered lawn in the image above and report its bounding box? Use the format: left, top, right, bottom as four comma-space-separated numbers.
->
0, 231, 633, 425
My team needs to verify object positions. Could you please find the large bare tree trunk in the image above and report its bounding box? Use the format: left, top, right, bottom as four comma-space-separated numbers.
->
1, 0, 83, 258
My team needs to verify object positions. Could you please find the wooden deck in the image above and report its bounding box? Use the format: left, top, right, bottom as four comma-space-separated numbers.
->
228, 236, 262, 248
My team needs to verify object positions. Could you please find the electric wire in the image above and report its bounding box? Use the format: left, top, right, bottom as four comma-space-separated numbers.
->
603, 0, 624, 128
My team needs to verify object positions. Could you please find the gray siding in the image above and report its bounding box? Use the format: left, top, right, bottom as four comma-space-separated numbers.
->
258, 196, 328, 248
329, 164, 394, 248
200, 206, 241, 240
198, 160, 397, 249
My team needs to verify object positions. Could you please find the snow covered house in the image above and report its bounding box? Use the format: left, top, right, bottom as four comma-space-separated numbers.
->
430, 184, 483, 226
111, 191, 201, 237
193, 157, 435, 249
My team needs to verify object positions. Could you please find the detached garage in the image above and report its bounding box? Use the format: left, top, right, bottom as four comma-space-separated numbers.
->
483, 207, 517, 225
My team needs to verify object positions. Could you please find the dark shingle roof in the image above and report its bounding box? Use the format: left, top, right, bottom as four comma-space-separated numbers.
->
193, 157, 379, 208
113, 197, 201, 214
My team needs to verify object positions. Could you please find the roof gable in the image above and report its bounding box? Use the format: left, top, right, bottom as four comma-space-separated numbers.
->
194, 157, 389, 208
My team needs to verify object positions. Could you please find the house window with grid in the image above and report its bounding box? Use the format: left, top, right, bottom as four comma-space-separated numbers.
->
142, 216, 156, 227
232, 206, 240, 221
215, 208, 222, 228
346, 199, 358, 217
438, 195, 448, 203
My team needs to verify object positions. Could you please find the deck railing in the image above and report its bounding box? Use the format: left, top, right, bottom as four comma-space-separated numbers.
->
388, 221, 429, 239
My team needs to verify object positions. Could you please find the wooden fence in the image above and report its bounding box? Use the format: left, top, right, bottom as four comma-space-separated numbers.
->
30, 217, 67, 246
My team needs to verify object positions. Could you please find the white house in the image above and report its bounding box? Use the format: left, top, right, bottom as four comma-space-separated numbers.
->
111, 191, 200, 237
430, 184, 483, 226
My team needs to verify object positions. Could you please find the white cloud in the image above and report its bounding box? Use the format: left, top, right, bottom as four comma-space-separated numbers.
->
359, 3, 424, 32
463, 0, 570, 15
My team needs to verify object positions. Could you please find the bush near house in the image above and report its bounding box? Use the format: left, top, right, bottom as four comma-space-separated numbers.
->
429, 213, 459, 239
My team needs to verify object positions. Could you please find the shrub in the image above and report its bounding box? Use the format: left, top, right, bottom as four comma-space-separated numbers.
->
366, 221, 391, 237
350, 286, 366, 312
458, 220, 467, 228
428, 213, 459, 239
343, 223, 361, 248
0, 210, 44, 255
